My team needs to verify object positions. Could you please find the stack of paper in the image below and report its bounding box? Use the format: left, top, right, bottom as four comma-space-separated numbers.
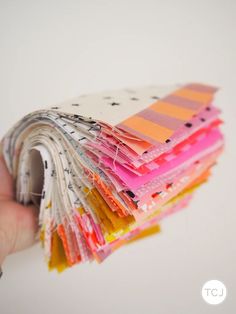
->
2, 83, 224, 272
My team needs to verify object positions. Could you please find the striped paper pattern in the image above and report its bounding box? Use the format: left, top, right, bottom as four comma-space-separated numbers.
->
116, 83, 218, 145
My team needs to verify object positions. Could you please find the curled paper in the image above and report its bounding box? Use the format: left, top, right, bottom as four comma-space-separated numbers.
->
2, 83, 224, 272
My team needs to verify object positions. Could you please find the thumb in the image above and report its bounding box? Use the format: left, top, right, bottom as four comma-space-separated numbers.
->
0, 200, 39, 264
0, 143, 39, 264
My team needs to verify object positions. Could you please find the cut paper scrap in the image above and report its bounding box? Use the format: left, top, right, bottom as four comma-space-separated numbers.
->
117, 83, 218, 145
101, 128, 223, 190
2, 82, 224, 272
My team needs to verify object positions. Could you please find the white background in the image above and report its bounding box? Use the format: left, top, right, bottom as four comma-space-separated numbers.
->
0, 1, 235, 313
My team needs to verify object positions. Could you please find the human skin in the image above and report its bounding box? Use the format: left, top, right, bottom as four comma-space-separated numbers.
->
0, 150, 38, 265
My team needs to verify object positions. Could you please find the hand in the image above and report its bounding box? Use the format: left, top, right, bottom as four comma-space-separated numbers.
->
0, 149, 38, 265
